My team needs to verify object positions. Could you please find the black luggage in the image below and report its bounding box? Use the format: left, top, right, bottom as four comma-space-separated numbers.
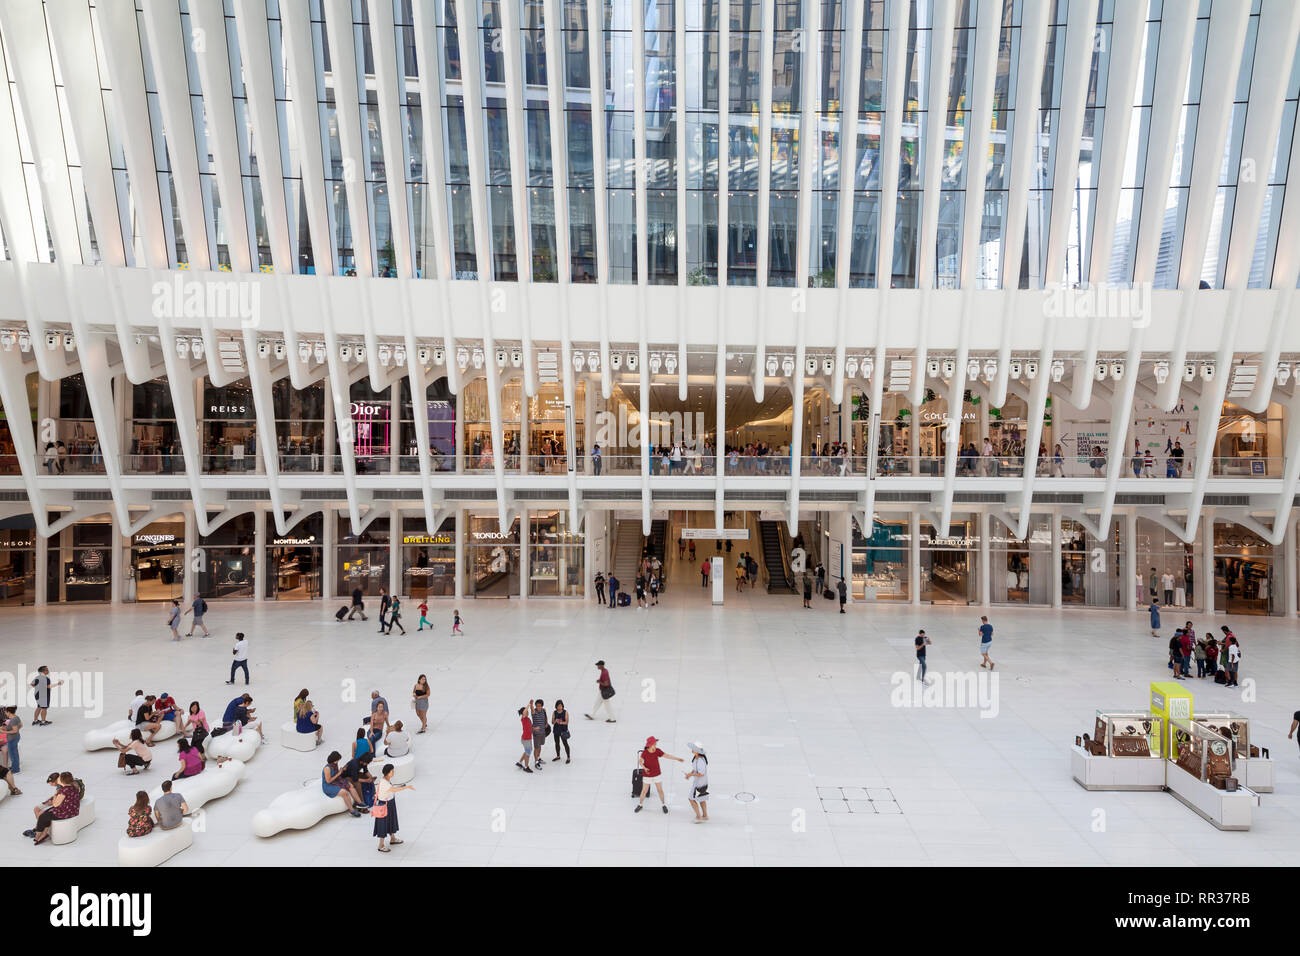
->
823, 588, 835, 600
618, 592, 631, 607
335, 605, 349, 621
632, 750, 644, 797
1214, 670, 1228, 685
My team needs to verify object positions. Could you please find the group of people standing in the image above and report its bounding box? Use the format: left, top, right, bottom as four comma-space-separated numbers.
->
1153, 607, 1242, 686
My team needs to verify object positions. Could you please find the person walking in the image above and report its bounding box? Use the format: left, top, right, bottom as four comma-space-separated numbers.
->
551, 699, 571, 764
595, 571, 607, 606
634, 737, 684, 813
915, 630, 931, 684
837, 577, 847, 613
684, 741, 709, 823
1288, 709, 1300, 757
377, 587, 392, 633
167, 600, 182, 641
700, 558, 710, 588
386, 596, 406, 635
226, 632, 250, 685
452, 608, 464, 635
978, 616, 994, 671
184, 594, 211, 638
412, 675, 430, 734
373, 763, 414, 852
584, 660, 616, 722
416, 600, 431, 631
735, 560, 746, 592
347, 585, 368, 621
30, 665, 62, 726
1149, 600, 1161, 637
515, 705, 535, 773
802, 574, 813, 609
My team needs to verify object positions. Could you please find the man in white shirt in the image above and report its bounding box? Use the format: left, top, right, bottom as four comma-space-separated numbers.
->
128, 690, 148, 723
226, 632, 251, 685
1161, 570, 1175, 606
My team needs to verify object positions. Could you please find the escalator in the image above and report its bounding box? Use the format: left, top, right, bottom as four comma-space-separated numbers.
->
648, 519, 669, 565
759, 521, 795, 593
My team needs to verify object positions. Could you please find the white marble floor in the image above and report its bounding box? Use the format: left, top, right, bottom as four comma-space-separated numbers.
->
2, 564, 1299, 867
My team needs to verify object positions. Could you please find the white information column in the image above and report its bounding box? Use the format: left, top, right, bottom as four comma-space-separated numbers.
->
711, 556, 724, 606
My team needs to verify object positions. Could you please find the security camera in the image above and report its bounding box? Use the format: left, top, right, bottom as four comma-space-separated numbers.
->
1050, 360, 1065, 382
765, 355, 779, 377
610, 352, 622, 370
456, 347, 470, 370
298, 342, 311, 363
432, 345, 444, 365
587, 350, 600, 371
648, 353, 662, 374
1009, 361, 1023, 379
355, 344, 366, 362
510, 348, 522, 368
983, 359, 996, 381
340, 344, 353, 361
191, 336, 204, 359
822, 357, 834, 376
1094, 361, 1107, 382
859, 357, 873, 379
495, 347, 507, 368
175, 337, 190, 358
274, 340, 286, 360
927, 359, 941, 377
805, 357, 818, 376
1154, 361, 1169, 384
45, 332, 58, 350
257, 339, 270, 359
664, 352, 678, 374
1277, 362, 1292, 386
967, 358, 980, 380
781, 356, 795, 377
1200, 362, 1215, 382
63, 333, 75, 352
1025, 361, 1039, 379
393, 345, 406, 366
845, 357, 859, 378
314, 342, 327, 364
1110, 361, 1124, 380
942, 359, 956, 377
573, 351, 586, 372
471, 348, 484, 369
1183, 362, 1196, 382
626, 352, 639, 372
378, 345, 393, 366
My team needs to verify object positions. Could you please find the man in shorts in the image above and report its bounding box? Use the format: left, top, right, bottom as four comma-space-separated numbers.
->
635, 736, 684, 814
978, 616, 994, 671
516, 705, 535, 773
530, 699, 549, 771
30, 665, 62, 726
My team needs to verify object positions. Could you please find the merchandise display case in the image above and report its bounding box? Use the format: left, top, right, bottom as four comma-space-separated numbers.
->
1165, 718, 1258, 830
1070, 710, 1166, 791
1191, 713, 1274, 793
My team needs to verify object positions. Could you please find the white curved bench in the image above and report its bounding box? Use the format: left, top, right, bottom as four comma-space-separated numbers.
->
148, 759, 245, 813
280, 721, 319, 752
253, 784, 348, 838
0, 784, 7, 804
202, 729, 260, 762
51, 795, 96, 845
117, 823, 194, 867
371, 749, 416, 785
84, 718, 176, 752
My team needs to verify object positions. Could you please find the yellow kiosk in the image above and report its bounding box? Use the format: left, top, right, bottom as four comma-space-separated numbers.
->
1148, 681, 1193, 758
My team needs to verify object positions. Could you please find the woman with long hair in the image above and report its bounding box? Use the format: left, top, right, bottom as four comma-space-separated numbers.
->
412, 675, 430, 734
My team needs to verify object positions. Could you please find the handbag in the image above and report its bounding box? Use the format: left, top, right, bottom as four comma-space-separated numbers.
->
370, 800, 388, 819
600, 685, 615, 700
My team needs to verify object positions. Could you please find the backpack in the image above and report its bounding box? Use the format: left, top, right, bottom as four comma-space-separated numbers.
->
195, 597, 208, 615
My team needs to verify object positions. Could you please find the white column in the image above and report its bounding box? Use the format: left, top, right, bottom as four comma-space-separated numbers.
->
583, 379, 595, 474
322, 505, 336, 600
58, 526, 67, 603
183, 507, 197, 608
910, 511, 922, 606
835, 511, 852, 605
35, 526, 48, 607
1202, 511, 1216, 616
389, 504, 401, 597
110, 511, 124, 606
454, 397, 465, 474
254, 507, 267, 602
324, 379, 335, 474
520, 388, 530, 474
1283, 519, 1298, 618
390, 387, 401, 474
979, 511, 991, 606
1125, 510, 1137, 612
1051, 508, 1063, 608
519, 506, 530, 602
584, 511, 594, 599
454, 507, 465, 600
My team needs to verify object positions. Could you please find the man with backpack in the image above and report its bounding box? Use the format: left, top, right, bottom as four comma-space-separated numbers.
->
185, 595, 211, 638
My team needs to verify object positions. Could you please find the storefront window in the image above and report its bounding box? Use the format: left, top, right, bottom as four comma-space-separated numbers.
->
467, 513, 520, 596
399, 378, 457, 473
919, 518, 977, 604
346, 380, 393, 474
267, 513, 323, 600
1134, 517, 1196, 610
202, 380, 258, 474
528, 510, 585, 596
129, 519, 185, 602
0, 517, 37, 605
337, 515, 389, 598
274, 381, 325, 473
1214, 400, 1283, 477
852, 518, 909, 601
1062, 518, 1125, 608
66, 521, 113, 602
401, 515, 456, 598
917, 389, 979, 473
0, 371, 35, 474
877, 392, 913, 474
128, 379, 181, 474
526, 383, 584, 474
990, 515, 1052, 605
462, 378, 521, 471
1213, 521, 1276, 616
197, 512, 256, 599
53, 374, 105, 474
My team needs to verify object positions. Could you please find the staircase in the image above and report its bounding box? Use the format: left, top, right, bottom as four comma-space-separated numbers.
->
759, 521, 795, 593
611, 520, 644, 587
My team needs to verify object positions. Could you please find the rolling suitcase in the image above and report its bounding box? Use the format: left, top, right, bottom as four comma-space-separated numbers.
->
335, 605, 349, 621
1214, 670, 1227, 684
618, 592, 631, 607
823, 588, 835, 600
632, 750, 644, 797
